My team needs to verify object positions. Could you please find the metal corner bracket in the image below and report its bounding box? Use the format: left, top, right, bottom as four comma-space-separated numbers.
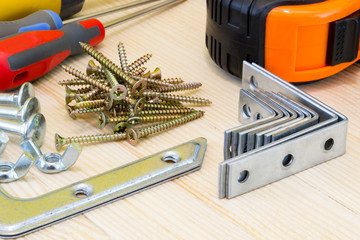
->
219, 62, 348, 199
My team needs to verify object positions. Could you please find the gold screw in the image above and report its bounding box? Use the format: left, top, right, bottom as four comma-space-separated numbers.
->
79, 42, 147, 97
142, 91, 212, 105
55, 132, 126, 151
86, 60, 104, 76
126, 111, 204, 145
152, 82, 202, 93
118, 42, 129, 73
128, 54, 152, 72
58, 78, 88, 86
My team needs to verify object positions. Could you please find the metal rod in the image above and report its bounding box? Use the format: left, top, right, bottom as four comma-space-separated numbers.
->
103, 0, 185, 28
63, 0, 160, 24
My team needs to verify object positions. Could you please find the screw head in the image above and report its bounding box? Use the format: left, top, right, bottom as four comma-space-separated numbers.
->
110, 84, 127, 101
132, 80, 147, 97
126, 128, 138, 146
97, 112, 107, 129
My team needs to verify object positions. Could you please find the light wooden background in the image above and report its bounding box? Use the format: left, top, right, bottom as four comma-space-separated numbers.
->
2, 0, 360, 239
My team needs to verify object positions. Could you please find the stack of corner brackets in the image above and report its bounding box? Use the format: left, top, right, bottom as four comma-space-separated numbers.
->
219, 62, 348, 199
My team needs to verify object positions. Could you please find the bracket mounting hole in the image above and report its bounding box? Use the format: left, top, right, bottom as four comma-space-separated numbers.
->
255, 112, 263, 120
73, 184, 93, 198
242, 104, 251, 119
249, 76, 258, 89
282, 154, 294, 167
324, 138, 334, 151
162, 151, 181, 163
238, 170, 249, 183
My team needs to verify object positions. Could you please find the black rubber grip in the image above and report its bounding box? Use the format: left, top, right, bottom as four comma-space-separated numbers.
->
60, 0, 85, 19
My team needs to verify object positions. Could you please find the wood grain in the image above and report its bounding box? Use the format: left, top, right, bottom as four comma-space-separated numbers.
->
2, 0, 359, 239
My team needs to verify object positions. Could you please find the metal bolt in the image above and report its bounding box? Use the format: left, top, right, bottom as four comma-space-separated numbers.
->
55, 132, 126, 151
0, 97, 40, 122
0, 131, 9, 156
0, 82, 34, 107
142, 91, 212, 105
79, 42, 147, 97
126, 111, 204, 145
0, 113, 46, 146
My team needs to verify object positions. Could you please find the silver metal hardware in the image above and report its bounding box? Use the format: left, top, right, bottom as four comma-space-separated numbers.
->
0, 97, 40, 122
0, 153, 34, 183
0, 113, 46, 146
0, 131, 9, 156
0, 137, 206, 238
21, 139, 82, 173
0, 83, 34, 107
219, 62, 348, 199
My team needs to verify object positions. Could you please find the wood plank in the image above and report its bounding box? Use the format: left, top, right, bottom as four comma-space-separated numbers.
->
0, 0, 359, 239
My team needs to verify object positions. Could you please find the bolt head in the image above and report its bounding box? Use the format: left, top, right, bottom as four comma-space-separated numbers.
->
20, 97, 40, 122
17, 83, 35, 107
23, 113, 46, 147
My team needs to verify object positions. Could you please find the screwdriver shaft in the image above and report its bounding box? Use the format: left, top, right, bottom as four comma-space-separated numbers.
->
104, 0, 185, 28
63, 0, 160, 25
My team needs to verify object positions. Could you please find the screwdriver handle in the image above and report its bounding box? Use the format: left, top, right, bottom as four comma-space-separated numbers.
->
0, 10, 63, 39
0, 19, 105, 90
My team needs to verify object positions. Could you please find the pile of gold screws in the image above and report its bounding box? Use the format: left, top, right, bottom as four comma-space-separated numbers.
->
55, 42, 211, 151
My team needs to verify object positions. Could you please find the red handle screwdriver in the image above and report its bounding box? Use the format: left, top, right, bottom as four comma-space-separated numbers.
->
0, 0, 183, 91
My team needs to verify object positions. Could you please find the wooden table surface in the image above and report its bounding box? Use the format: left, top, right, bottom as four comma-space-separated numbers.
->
3, 0, 360, 239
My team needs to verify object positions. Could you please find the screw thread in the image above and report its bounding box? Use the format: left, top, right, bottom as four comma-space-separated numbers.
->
76, 99, 105, 109
142, 91, 212, 105
138, 111, 204, 138
161, 78, 184, 84
131, 67, 147, 76
118, 42, 129, 73
128, 54, 152, 72
79, 88, 100, 101
74, 107, 105, 114
62, 65, 111, 92
104, 68, 120, 87
152, 82, 202, 93
132, 75, 173, 87
142, 103, 185, 109
108, 115, 128, 123
58, 79, 87, 86
80, 42, 137, 86
66, 133, 126, 145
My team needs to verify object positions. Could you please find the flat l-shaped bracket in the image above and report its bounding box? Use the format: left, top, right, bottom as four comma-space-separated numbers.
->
0, 137, 207, 238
